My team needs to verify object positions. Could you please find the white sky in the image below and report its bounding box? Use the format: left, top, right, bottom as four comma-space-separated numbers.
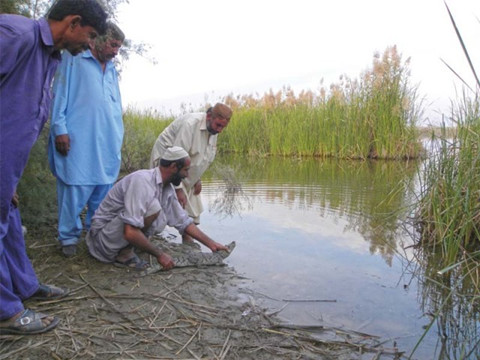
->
117, 0, 480, 124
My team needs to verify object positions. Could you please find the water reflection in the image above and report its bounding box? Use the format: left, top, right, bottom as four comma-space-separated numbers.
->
204, 155, 418, 266
198, 154, 480, 359
416, 251, 480, 359
197, 155, 439, 357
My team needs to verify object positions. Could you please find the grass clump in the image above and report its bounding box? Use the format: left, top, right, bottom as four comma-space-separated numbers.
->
416, 94, 480, 265
410, 4, 480, 358
121, 107, 173, 173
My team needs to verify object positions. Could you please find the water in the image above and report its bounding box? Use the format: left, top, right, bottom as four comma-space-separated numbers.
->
179, 155, 476, 359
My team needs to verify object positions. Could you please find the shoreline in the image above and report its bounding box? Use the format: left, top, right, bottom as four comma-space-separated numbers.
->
0, 235, 404, 359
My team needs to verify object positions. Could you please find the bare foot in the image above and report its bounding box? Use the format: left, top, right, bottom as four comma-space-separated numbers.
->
115, 247, 135, 264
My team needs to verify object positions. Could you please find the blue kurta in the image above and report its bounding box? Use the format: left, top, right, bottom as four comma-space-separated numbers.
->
48, 50, 124, 185
0, 14, 60, 320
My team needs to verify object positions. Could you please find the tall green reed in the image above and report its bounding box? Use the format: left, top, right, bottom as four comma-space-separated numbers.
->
219, 46, 422, 160
417, 95, 480, 261
411, 3, 480, 357
121, 107, 173, 173
416, 0, 480, 261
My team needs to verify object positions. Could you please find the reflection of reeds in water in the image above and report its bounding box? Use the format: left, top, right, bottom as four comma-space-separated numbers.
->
208, 164, 252, 219
413, 250, 480, 359
205, 155, 418, 266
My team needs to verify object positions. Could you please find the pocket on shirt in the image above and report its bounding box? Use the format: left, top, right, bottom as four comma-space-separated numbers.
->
207, 145, 217, 163
106, 78, 119, 103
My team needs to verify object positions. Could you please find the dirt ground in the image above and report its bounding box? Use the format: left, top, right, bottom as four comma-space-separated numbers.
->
0, 234, 404, 360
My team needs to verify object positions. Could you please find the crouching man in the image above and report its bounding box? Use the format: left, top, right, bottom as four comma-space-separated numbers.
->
86, 146, 229, 270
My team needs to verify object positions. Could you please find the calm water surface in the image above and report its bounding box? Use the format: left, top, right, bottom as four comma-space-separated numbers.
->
176, 155, 472, 359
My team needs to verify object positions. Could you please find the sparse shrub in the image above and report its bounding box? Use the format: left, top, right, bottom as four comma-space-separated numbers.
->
121, 108, 173, 173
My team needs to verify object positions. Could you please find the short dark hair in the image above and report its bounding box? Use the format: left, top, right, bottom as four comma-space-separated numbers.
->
160, 157, 187, 169
47, 0, 107, 35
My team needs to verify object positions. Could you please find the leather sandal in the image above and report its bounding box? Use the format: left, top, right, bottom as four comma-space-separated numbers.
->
0, 309, 59, 335
30, 284, 69, 301
114, 254, 150, 271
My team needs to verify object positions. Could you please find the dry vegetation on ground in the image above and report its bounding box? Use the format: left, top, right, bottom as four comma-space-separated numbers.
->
1, 236, 404, 360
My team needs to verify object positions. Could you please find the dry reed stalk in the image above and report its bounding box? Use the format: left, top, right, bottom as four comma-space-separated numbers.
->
0, 339, 51, 360
110, 293, 223, 318
130, 302, 148, 313
28, 242, 57, 249
50, 351, 62, 360
78, 273, 141, 330
148, 300, 167, 327
218, 329, 231, 360
175, 323, 201, 355
69, 328, 114, 347
130, 279, 141, 291
187, 347, 202, 360
64, 314, 78, 352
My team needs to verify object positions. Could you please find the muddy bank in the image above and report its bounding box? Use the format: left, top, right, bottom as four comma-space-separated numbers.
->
0, 235, 403, 359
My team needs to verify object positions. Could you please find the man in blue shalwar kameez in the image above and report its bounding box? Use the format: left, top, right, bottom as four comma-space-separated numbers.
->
48, 22, 125, 258
0, 0, 107, 335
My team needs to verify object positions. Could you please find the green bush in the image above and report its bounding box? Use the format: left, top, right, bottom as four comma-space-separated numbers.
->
121, 108, 173, 173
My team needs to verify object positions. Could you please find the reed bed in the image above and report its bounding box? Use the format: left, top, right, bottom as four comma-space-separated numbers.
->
122, 46, 422, 162
412, 93, 480, 358
121, 108, 173, 172
416, 94, 480, 263
219, 46, 422, 159
409, 5, 480, 358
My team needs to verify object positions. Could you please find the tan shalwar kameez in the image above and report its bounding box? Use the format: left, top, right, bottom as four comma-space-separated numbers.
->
150, 112, 217, 223
86, 168, 193, 263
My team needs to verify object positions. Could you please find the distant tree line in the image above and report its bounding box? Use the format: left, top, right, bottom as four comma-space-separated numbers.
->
0, 0, 155, 70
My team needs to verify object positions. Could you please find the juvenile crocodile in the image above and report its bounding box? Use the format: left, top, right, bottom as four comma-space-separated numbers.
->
139, 241, 236, 276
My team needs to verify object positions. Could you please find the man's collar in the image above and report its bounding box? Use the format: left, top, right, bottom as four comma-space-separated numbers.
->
154, 167, 177, 193
200, 114, 208, 131
39, 18, 54, 46
82, 49, 95, 59
39, 18, 61, 59
154, 167, 164, 186
83, 50, 114, 69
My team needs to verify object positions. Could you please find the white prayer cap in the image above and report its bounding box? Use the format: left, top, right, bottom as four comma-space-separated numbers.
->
162, 146, 189, 161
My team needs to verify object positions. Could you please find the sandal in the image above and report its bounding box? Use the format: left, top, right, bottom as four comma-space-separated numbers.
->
30, 284, 69, 301
114, 254, 150, 271
0, 309, 59, 335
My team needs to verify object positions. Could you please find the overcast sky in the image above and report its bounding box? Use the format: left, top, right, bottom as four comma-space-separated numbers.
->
117, 0, 480, 124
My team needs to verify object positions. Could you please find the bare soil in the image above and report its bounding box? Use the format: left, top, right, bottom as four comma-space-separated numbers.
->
0, 234, 404, 360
